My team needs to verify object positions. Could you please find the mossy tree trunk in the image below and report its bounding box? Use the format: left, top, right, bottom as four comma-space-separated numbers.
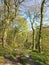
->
3, 0, 10, 47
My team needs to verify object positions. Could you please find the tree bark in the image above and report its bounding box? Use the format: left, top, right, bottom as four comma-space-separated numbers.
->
37, 0, 45, 53
28, 11, 35, 50
31, 19, 35, 50
3, 0, 10, 47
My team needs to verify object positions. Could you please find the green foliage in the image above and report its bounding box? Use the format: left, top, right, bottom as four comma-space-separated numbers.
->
0, 52, 6, 56
0, 45, 18, 61
0, 45, 12, 56
12, 51, 18, 57
41, 27, 49, 52
22, 49, 32, 55
30, 52, 48, 65
8, 55, 14, 60
19, 54, 27, 64
4, 15, 29, 49
0, 0, 49, 64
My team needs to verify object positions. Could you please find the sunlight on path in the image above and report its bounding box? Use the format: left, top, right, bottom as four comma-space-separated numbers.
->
5, 64, 11, 65
16, 63, 23, 65
0, 63, 11, 65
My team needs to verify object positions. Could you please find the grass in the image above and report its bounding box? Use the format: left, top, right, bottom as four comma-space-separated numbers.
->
30, 51, 49, 65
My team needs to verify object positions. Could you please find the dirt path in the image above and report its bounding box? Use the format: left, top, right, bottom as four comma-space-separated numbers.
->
25, 54, 34, 65
4, 58, 23, 65
0, 54, 34, 65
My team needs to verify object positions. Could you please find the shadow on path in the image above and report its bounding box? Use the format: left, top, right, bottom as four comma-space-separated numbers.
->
25, 54, 34, 65
4, 54, 34, 65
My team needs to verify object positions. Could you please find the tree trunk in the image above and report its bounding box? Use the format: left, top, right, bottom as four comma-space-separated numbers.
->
28, 10, 35, 51
3, 0, 10, 47
37, 0, 45, 53
31, 23, 35, 50
33, 29, 35, 50
2, 37, 4, 48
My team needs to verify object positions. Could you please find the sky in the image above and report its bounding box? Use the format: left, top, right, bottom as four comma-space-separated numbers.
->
19, 0, 49, 30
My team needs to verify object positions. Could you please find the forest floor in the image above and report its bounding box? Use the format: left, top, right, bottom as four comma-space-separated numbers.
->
0, 46, 49, 65
0, 54, 34, 65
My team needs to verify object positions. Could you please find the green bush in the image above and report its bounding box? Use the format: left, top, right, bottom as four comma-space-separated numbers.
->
0, 52, 6, 56
22, 49, 31, 55
8, 55, 14, 60
19, 54, 26, 64
0, 47, 7, 56
12, 51, 18, 56
30, 52, 47, 65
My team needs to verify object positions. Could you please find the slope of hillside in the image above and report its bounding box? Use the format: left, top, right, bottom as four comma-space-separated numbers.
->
27, 26, 49, 51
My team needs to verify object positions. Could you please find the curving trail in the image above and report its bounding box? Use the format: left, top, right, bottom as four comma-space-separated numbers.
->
25, 54, 34, 65
0, 54, 35, 65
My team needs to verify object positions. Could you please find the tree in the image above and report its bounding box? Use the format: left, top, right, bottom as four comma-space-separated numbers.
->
27, 10, 35, 50
0, 0, 25, 47
12, 15, 28, 49
19, 0, 41, 50
6, 15, 28, 49
37, 0, 46, 53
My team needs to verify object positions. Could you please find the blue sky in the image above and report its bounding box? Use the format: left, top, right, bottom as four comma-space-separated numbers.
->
19, 0, 49, 30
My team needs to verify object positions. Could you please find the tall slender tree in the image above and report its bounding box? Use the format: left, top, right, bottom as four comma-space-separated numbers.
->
37, 0, 45, 53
